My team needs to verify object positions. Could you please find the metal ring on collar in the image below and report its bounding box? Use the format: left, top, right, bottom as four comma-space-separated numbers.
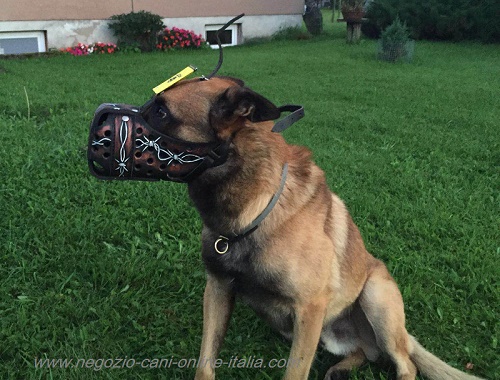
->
214, 236, 229, 255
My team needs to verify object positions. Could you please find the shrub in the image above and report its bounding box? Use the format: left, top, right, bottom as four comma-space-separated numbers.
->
470, 0, 500, 43
362, 0, 500, 42
61, 42, 118, 56
378, 18, 414, 63
156, 27, 205, 50
272, 27, 312, 41
108, 11, 164, 52
380, 17, 410, 46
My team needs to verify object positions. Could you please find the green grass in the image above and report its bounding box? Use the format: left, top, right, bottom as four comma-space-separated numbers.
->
1, 12, 499, 380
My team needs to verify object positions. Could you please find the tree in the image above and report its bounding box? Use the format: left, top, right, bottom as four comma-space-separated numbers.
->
303, 0, 323, 35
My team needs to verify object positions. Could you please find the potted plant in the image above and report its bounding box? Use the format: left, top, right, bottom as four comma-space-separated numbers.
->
341, 0, 365, 23
377, 18, 415, 63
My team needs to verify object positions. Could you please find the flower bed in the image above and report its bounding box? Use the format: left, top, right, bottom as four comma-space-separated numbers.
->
157, 27, 205, 50
61, 26, 205, 56
62, 42, 118, 56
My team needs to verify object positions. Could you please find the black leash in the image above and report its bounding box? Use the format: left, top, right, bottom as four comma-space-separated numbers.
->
205, 13, 245, 79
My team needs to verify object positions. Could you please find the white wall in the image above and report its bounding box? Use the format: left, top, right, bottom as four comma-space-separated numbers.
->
0, 14, 302, 51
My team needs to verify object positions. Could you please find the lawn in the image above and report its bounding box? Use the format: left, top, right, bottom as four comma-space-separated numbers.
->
0, 13, 499, 380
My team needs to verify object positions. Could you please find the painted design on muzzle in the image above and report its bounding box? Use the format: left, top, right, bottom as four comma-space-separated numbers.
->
135, 135, 203, 166
88, 103, 227, 183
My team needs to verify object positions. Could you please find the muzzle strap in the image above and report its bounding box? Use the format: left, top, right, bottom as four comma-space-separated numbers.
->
272, 105, 305, 133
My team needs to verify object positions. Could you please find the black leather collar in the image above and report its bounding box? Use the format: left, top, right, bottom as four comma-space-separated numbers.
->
213, 163, 289, 254
272, 105, 305, 133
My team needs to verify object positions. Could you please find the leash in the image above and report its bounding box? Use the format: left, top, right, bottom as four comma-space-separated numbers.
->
205, 14, 245, 80
214, 163, 289, 255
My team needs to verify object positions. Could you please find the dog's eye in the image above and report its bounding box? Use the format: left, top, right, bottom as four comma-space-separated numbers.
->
156, 106, 170, 120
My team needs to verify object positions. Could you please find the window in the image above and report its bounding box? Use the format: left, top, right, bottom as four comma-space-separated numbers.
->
205, 24, 240, 48
0, 31, 47, 55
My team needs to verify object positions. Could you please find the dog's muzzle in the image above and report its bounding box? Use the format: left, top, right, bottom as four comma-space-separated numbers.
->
88, 103, 228, 183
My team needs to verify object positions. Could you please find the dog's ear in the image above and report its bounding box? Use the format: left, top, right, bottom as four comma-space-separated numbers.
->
210, 86, 281, 126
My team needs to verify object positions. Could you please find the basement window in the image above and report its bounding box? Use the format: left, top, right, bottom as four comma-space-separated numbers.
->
0, 31, 47, 55
205, 24, 240, 48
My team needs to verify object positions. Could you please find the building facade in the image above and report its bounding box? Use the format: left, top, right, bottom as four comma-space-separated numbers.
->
0, 0, 304, 54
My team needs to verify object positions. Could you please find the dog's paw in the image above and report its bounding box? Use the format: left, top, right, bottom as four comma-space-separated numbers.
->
323, 368, 350, 380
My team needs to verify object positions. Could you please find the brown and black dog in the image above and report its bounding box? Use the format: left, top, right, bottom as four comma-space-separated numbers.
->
144, 76, 482, 380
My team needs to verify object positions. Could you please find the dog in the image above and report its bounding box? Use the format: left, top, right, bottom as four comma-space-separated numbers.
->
140, 76, 482, 380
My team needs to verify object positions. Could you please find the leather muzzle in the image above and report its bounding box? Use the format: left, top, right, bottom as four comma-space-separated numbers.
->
88, 103, 228, 183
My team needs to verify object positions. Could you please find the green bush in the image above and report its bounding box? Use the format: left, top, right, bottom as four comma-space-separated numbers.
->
272, 27, 312, 41
108, 11, 164, 52
470, 0, 500, 43
380, 17, 410, 45
378, 18, 414, 63
362, 0, 500, 42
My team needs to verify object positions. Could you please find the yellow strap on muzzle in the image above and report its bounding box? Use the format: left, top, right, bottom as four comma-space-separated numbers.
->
152, 65, 197, 94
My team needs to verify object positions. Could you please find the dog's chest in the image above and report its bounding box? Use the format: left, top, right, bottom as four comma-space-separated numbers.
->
201, 233, 288, 301
202, 233, 294, 334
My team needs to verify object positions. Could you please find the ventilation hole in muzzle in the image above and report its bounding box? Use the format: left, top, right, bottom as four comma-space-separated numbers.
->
103, 141, 111, 148
147, 158, 154, 165
92, 145, 99, 152
136, 127, 143, 135
90, 160, 105, 174
135, 164, 142, 171
96, 113, 108, 127
103, 152, 110, 158
104, 130, 111, 137
147, 170, 153, 176
135, 151, 142, 158
159, 164, 167, 171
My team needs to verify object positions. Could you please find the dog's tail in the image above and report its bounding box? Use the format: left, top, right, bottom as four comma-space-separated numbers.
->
409, 335, 484, 380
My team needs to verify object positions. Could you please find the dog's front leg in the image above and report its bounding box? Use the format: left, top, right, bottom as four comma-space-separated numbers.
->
283, 298, 328, 380
194, 274, 235, 380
